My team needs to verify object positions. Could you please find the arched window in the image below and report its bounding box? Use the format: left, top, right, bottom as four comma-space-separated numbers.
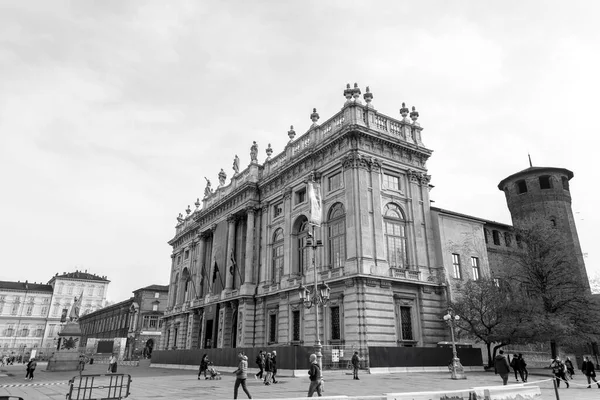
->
328, 203, 346, 268
293, 216, 310, 275
384, 203, 409, 269
272, 229, 284, 283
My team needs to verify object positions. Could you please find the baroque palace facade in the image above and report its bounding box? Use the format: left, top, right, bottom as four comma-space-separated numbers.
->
161, 85, 452, 351
160, 84, 588, 352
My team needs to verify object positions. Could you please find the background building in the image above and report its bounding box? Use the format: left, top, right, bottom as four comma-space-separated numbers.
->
43, 270, 110, 356
0, 280, 53, 359
79, 284, 168, 359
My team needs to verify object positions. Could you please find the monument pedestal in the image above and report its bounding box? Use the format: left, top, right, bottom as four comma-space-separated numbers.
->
46, 321, 83, 372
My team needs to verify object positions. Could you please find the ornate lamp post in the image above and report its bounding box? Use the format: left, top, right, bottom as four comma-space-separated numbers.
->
298, 229, 330, 373
443, 308, 466, 380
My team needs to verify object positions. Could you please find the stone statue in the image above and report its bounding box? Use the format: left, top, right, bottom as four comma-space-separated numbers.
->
218, 168, 227, 186
204, 177, 212, 197
68, 293, 83, 322
232, 155, 240, 174
250, 141, 258, 163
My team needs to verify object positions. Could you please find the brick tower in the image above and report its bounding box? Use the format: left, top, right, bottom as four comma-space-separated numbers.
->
497, 166, 589, 290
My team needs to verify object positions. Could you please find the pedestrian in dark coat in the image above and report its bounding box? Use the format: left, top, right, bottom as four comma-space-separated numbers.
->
517, 354, 528, 382
550, 357, 569, 388
494, 350, 511, 385
198, 354, 209, 380
25, 358, 37, 380
271, 351, 278, 384
263, 353, 272, 385
307, 353, 322, 397
509, 354, 520, 382
582, 356, 600, 389
351, 351, 360, 380
254, 350, 264, 380
565, 357, 575, 379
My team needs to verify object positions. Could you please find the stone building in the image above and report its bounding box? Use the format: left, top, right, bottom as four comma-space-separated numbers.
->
44, 271, 110, 355
0, 280, 53, 357
79, 284, 168, 359
161, 84, 453, 351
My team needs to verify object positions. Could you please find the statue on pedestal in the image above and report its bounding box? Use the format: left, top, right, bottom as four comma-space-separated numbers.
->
233, 155, 240, 175
250, 141, 258, 163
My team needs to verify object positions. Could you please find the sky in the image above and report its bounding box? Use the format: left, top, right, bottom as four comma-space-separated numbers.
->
1, 1, 599, 302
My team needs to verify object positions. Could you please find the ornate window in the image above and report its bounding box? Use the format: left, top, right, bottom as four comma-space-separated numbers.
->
328, 172, 342, 192
272, 229, 284, 282
330, 306, 341, 340
292, 310, 301, 342
395, 297, 416, 345
384, 204, 409, 269
328, 203, 346, 268
293, 216, 310, 275
273, 202, 283, 219
399, 307, 413, 341
383, 173, 401, 191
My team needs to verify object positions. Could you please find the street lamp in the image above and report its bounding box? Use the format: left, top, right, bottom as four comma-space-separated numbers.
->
443, 308, 466, 380
298, 229, 329, 373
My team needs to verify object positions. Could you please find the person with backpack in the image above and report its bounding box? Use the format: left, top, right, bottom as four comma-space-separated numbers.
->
307, 353, 322, 397
550, 357, 569, 388
351, 351, 360, 380
25, 358, 37, 380
582, 356, 600, 389
254, 350, 264, 380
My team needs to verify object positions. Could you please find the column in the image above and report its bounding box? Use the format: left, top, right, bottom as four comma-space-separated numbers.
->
168, 255, 176, 308
195, 236, 207, 297
244, 208, 256, 283
282, 188, 293, 277
225, 216, 236, 290
370, 159, 387, 265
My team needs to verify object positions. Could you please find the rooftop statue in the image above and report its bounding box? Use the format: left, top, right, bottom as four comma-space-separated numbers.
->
204, 177, 213, 197
233, 155, 240, 174
250, 141, 258, 163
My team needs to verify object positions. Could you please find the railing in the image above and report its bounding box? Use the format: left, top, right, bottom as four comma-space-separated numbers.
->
320, 266, 345, 280
66, 374, 131, 400
389, 267, 422, 281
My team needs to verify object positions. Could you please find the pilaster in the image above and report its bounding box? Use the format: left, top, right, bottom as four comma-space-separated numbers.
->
241, 208, 257, 295
225, 216, 236, 290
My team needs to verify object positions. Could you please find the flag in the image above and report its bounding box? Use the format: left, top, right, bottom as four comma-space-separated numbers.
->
69, 292, 84, 321
60, 308, 68, 323
308, 178, 322, 226
229, 250, 236, 276
212, 260, 219, 283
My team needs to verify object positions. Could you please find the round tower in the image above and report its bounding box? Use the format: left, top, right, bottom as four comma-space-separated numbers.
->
497, 166, 589, 290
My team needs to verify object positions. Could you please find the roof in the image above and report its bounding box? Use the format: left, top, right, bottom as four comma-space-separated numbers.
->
49, 271, 110, 283
78, 297, 134, 320
0, 281, 53, 292
498, 166, 574, 190
133, 284, 169, 293
431, 206, 513, 229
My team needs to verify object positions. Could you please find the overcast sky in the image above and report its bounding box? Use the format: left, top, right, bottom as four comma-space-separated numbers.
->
1, 1, 598, 302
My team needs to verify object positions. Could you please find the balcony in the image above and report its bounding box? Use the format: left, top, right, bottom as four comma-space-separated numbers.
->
389, 268, 422, 281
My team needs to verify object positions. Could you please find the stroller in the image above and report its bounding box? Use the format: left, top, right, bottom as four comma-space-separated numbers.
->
206, 362, 221, 380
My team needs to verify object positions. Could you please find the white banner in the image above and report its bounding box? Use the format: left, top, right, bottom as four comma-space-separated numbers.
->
308, 180, 322, 227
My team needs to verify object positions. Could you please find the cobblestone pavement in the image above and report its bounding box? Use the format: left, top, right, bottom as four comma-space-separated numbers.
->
1, 363, 597, 399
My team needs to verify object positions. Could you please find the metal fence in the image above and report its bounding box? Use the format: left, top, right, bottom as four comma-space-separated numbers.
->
66, 374, 131, 400
321, 344, 369, 370
0, 347, 54, 362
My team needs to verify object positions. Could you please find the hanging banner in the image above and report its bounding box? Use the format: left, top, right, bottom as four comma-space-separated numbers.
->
308, 179, 322, 227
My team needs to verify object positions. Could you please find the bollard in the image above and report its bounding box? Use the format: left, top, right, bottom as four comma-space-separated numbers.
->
552, 378, 560, 400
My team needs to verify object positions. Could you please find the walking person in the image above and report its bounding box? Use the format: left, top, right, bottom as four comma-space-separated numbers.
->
517, 354, 528, 382
233, 352, 252, 399
509, 354, 520, 382
108, 354, 117, 374
351, 351, 360, 380
271, 351, 278, 384
550, 357, 569, 388
493, 350, 511, 385
198, 354, 209, 380
24, 358, 36, 380
565, 357, 575, 379
254, 350, 264, 380
582, 356, 600, 389
78, 354, 88, 376
307, 353, 322, 397
263, 352, 272, 385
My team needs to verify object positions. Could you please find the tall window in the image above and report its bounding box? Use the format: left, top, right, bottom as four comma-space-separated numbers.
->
383, 173, 401, 191
330, 306, 341, 340
328, 173, 342, 192
471, 257, 481, 280
451, 254, 461, 279
295, 188, 306, 205
400, 307, 413, 341
294, 217, 310, 275
273, 202, 283, 218
26, 305, 33, 316
269, 313, 277, 343
272, 229, 284, 282
292, 310, 301, 342
328, 203, 346, 268
492, 230, 501, 245
384, 204, 408, 269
